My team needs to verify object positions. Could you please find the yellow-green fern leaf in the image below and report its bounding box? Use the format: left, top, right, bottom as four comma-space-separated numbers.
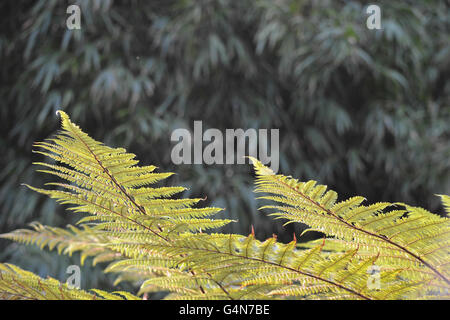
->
0, 263, 140, 300
250, 157, 450, 298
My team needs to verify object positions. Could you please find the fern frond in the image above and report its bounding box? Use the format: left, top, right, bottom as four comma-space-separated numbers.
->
250, 157, 450, 298
0, 222, 200, 291
0, 222, 121, 266
107, 233, 418, 300
438, 195, 450, 216
29, 111, 227, 242
0, 263, 140, 300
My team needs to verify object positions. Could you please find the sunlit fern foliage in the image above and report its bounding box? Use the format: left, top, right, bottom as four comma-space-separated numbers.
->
0, 112, 449, 300
0, 263, 139, 300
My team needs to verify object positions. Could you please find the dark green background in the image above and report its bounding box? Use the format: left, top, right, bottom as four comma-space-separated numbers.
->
1, 0, 449, 292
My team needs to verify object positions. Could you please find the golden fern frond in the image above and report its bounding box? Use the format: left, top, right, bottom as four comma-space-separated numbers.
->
29, 111, 229, 241
0, 111, 234, 297
249, 157, 450, 298
439, 195, 450, 215
0, 222, 188, 292
0, 222, 120, 266
106, 232, 420, 300
0, 263, 140, 300
1, 111, 235, 296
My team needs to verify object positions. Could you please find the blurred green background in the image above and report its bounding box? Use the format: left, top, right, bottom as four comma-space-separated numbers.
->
0, 0, 449, 293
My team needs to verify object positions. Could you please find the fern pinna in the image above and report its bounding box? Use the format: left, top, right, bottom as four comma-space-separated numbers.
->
0, 111, 448, 300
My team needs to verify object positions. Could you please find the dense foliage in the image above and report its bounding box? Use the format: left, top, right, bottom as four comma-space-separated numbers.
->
1, 0, 449, 290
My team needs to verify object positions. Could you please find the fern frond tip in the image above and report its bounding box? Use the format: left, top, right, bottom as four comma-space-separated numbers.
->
249, 156, 275, 176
